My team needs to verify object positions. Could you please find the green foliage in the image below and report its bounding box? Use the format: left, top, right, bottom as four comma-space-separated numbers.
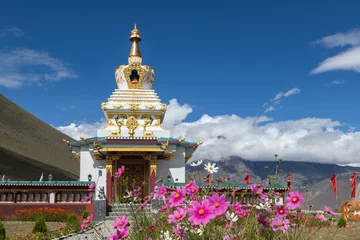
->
82, 210, 90, 220
0, 220, 5, 240
337, 216, 347, 228
66, 213, 81, 232
32, 217, 47, 233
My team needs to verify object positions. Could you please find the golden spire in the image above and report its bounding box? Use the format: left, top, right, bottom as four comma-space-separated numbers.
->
129, 24, 141, 57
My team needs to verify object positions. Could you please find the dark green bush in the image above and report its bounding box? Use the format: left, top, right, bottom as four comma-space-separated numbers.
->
337, 216, 347, 228
32, 217, 47, 233
66, 213, 81, 232
0, 220, 5, 240
82, 210, 90, 220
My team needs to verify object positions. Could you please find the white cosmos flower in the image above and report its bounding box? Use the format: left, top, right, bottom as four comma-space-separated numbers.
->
204, 163, 218, 174
190, 159, 203, 167
160, 230, 173, 240
226, 211, 239, 222
255, 202, 270, 210
191, 224, 204, 236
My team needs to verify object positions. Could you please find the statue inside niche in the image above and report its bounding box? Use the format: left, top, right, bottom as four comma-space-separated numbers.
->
130, 69, 139, 83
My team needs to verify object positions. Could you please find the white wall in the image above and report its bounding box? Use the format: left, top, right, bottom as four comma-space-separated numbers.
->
157, 146, 186, 183
80, 146, 106, 200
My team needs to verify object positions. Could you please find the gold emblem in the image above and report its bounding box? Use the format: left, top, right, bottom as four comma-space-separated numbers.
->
160, 104, 167, 111
126, 116, 139, 137
145, 104, 155, 110
142, 117, 154, 137
129, 103, 140, 110
114, 104, 123, 109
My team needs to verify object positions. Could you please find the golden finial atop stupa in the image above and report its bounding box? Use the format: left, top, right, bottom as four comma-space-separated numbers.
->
129, 24, 141, 57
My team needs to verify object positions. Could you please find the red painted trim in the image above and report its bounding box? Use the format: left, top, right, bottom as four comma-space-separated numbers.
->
150, 170, 156, 193
106, 168, 113, 204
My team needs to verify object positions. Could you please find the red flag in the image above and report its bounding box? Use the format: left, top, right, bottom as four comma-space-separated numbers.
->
244, 174, 250, 184
287, 174, 291, 192
331, 174, 337, 197
351, 172, 356, 198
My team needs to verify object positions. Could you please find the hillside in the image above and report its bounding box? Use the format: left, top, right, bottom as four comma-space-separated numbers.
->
0, 94, 78, 180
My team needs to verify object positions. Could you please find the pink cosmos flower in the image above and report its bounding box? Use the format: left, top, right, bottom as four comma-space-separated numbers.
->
316, 213, 328, 221
187, 186, 199, 195
156, 186, 167, 199
323, 206, 336, 216
118, 228, 129, 238
285, 191, 304, 209
168, 208, 187, 223
250, 184, 267, 201
238, 209, 250, 218
88, 182, 95, 191
233, 202, 242, 214
271, 217, 290, 233
169, 187, 185, 207
81, 214, 93, 230
188, 199, 216, 225
185, 179, 195, 189
172, 224, 186, 238
207, 192, 230, 216
114, 166, 125, 178
136, 200, 149, 212
112, 216, 128, 229
276, 205, 288, 218
257, 214, 270, 228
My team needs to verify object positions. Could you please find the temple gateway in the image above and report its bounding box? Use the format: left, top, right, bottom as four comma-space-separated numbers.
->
68, 25, 202, 214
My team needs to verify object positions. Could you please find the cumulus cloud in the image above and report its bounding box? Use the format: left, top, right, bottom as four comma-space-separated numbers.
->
311, 46, 360, 74
55, 120, 106, 140
172, 113, 360, 165
0, 27, 24, 38
313, 29, 360, 48
323, 80, 345, 87
56, 98, 360, 165
0, 48, 78, 88
162, 99, 192, 129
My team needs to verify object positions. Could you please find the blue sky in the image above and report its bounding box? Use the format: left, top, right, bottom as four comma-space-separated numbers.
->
2, 1, 360, 164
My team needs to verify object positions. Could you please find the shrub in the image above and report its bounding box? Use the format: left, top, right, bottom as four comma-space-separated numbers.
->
66, 213, 81, 232
10, 207, 74, 222
82, 210, 90, 219
32, 217, 47, 233
337, 216, 347, 228
0, 220, 5, 240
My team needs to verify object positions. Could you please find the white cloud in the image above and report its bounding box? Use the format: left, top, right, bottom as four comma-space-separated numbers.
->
162, 99, 192, 129
313, 29, 360, 48
0, 27, 24, 38
311, 29, 360, 74
264, 105, 276, 113
55, 120, 106, 140
311, 46, 360, 74
263, 88, 300, 114
56, 98, 360, 166
323, 80, 345, 87
272, 88, 301, 101
172, 113, 360, 165
0, 48, 78, 88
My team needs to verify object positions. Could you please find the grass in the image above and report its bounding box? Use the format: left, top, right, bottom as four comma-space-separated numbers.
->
2, 221, 65, 238
310, 227, 360, 240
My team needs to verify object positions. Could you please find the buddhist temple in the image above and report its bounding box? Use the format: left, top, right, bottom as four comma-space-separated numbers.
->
67, 25, 201, 216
